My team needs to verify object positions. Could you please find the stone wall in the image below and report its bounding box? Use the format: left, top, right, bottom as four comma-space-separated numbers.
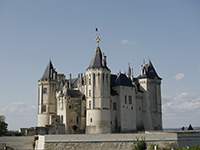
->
0, 136, 34, 150
177, 131, 200, 147
36, 132, 179, 150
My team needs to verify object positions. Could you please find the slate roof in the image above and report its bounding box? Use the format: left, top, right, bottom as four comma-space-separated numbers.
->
138, 60, 162, 80
41, 60, 56, 79
87, 46, 109, 70
111, 74, 134, 87
71, 78, 78, 88
64, 89, 83, 98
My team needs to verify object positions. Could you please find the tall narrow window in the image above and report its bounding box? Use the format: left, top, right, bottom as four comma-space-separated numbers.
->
43, 88, 47, 94
113, 102, 117, 110
42, 105, 46, 112
129, 96, 132, 104
89, 90, 91, 97
89, 74, 91, 85
76, 116, 79, 124
125, 95, 127, 104
98, 73, 100, 84
89, 101, 91, 109
89, 78, 91, 85
93, 73, 95, 85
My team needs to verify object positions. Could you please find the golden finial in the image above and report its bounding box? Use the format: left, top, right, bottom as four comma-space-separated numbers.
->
96, 28, 100, 47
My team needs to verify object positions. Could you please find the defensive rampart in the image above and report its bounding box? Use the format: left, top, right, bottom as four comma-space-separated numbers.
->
36, 132, 178, 150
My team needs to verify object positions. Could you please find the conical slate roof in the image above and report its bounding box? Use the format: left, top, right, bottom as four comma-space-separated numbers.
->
87, 46, 109, 70
138, 60, 162, 80
41, 60, 56, 79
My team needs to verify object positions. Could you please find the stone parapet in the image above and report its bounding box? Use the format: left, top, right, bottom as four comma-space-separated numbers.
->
36, 132, 179, 150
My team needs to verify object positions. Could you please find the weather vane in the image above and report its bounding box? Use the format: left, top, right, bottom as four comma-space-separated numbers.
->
95, 28, 100, 46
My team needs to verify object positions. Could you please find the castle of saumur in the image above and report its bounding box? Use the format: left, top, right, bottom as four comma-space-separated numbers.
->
37, 31, 162, 134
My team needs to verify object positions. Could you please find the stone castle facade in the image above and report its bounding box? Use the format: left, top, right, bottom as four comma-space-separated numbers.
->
37, 33, 162, 134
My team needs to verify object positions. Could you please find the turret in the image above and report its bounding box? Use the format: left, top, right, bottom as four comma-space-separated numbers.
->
127, 63, 134, 81
138, 59, 162, 130
38, 60, 58, 127
85, 29, 111, 134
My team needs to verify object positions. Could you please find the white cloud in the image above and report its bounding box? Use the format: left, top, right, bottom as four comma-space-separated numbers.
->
122, 39, 129, 44
174, 73, 185, 80
162, 92, 200, 128
0, 102, 37, 130
0, 102, 37, 115
122, 39, 136, 45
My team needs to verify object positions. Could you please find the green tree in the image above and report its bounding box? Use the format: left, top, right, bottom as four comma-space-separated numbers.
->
0, 120, 8, 136
133, 137, 147, 150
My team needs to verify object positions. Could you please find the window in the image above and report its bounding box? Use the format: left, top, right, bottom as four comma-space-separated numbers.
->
42, 105, 46, 112
89, 78, 91, 85
89, 90, 91, 97
89, 101, 91, 109
90, 118, 92, 122
43, 88, 47, 94
76, 116, 79, 124
129, 96, 132, 104
131, 106, 133, 110
125, 96, 127, 104
113, 102, 117, 110
93, 73, 95, 85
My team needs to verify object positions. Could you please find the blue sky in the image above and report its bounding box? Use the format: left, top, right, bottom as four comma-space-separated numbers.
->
0, 0, 199, 130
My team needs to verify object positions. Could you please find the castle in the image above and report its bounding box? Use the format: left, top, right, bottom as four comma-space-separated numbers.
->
37, 31, 162, 134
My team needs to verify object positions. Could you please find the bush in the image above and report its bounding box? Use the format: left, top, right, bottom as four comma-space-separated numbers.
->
4, 130, 22, 136
133, 137, 147, 150
183, 145, 200, 150
0, 121, 8, 136
150, 144, 159, 150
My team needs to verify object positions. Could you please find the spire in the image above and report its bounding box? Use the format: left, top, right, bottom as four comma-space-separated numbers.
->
127, 63, 131, 77
41, 60, 56, 80
87, 28, 109, 70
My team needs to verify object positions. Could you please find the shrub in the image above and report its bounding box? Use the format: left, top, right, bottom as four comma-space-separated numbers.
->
184, 145, 200, 150
150, 144, 159, 150
133, 137, 147, 150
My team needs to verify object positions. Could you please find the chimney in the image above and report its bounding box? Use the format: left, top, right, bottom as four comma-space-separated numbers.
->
69, 74, 72, 88
131, 68, 133, 80
104, 55, 107, 66
80, 73, 83, 85
78, 73, 80, 87
141, 65, 143, 75
102, 53, 105, 66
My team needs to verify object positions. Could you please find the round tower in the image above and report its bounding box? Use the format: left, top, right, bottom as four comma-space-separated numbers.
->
38, 60, 57, 126
85, 29, 111, 133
